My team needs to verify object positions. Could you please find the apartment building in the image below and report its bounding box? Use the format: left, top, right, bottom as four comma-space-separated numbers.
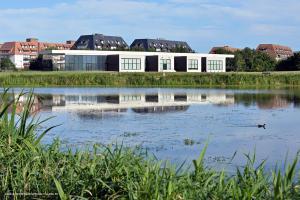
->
256, 44, 294, 61
0, 38, 74, 69
130, 38, 193, 53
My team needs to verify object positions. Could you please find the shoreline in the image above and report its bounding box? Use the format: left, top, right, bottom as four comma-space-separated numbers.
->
0, 71, 300, 88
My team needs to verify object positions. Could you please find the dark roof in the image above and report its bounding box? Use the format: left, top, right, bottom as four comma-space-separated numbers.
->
73, 34, 129, 50
130, 39, 193, 52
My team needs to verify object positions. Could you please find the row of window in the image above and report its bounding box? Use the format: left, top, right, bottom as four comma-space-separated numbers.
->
188, 59, 198, 70
207, 60, 223, 71
81, 40, 126, 45
21, 45, 36, 49
121, 95, 142, 102
65, 55, 106, 71
64, 55, 223, 71
121, 58, 142, 70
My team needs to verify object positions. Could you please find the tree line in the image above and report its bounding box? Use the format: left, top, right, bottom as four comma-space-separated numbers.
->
215, 48, 300, 72
1, 48, 299, 72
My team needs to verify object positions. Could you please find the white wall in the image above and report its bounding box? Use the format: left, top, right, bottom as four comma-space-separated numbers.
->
10, 55, 24, 69
186, 56, 202, 72
119, 54, 146, 72
44, 50, 234, 73
158, 54, 175, 72
206, 57, 226, 73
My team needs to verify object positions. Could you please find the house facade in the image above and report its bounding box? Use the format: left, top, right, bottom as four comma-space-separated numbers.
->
0, 38, 74, 69
42, 50, 234, 73
256, 44, 294, 61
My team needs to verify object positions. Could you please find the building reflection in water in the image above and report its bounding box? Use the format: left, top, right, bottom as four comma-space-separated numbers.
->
6, 90, 300, 118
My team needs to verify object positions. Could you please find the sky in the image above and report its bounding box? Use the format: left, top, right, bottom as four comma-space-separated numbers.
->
0, 0, 299, 52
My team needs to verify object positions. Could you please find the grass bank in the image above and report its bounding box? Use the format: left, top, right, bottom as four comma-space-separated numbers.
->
0, 71, 300, 87
1, 91, 300, 199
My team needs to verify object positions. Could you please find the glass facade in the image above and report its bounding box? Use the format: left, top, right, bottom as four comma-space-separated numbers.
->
121, 58, 141, 70
121, 95, 142, 102
207, 60, 223, 71
188, 59, 198, 70
160, 59, 171, 70
65, 55, 106, 71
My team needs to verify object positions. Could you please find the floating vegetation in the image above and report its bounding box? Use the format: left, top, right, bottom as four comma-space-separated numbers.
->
184, 138, 201, 146
121, 131, 141, 137
184, 138, 195, 146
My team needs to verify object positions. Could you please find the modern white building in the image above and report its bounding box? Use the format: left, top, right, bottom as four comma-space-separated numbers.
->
42, 50, 234, 73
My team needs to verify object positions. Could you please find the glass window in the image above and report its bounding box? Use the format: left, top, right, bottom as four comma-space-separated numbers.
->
188, 59, 198, 70
160, 59, 171, 70
121, 58, 142, 70
207, 60, 223, 71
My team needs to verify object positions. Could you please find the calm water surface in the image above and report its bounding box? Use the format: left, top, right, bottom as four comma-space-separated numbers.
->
5, 87, 300, 171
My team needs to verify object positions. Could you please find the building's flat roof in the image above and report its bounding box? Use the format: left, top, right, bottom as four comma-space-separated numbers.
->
43, 50, 234, 58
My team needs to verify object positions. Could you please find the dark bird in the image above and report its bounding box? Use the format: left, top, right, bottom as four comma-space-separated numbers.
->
257, 124, 266, 129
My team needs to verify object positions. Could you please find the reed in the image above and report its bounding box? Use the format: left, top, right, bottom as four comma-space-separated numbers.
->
0, 71, 300, 87
0, 90, 299, 199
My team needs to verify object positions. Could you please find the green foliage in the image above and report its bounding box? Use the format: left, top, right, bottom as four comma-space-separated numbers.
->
0, 58, 16, 71
0, 89, 300, 199
215, 48, 277, 72
277, 53, 300, 71
0, 71, 300, 87
29, 55, 53, 71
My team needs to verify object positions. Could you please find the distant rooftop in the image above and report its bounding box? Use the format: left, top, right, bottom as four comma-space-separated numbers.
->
0, 38, 74, 55
72, 34, 129, 50
256, 44, 293, 61
130, 38, 193, 53
209, 45, 240, 54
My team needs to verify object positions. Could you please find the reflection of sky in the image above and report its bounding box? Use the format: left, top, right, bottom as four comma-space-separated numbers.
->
4, 87, 300, 171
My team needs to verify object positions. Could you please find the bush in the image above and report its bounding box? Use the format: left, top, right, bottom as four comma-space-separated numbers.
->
0, 71, 300, 87
277, 53, 300, 71
29, 55, 53, 71
215, 48, 277, 72
0, 58, 16, 71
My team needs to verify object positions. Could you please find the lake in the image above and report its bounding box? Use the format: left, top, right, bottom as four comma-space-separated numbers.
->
5, 87, 300, 171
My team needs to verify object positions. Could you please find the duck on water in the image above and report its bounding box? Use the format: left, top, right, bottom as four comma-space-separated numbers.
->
257, 124, 266, 129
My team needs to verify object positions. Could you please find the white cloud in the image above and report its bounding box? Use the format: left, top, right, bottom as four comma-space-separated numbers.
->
0, 0, 299, 52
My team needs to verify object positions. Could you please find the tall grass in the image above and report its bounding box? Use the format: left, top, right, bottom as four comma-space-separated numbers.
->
0, 90, 300, 199
0, 71, 300, 87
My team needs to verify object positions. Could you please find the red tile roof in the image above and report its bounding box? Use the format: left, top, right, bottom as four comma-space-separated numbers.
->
256, 44, 293, 60
0, 40, 73, 56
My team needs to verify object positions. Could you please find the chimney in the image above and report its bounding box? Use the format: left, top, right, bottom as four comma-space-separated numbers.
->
26, 38, 39, 42
66, 40, 75, 45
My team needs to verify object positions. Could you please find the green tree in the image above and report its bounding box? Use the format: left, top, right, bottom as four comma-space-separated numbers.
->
29, 55, 53, 71
214, 48, 276, 72
276, 53, 300, 71
0, 58, 16, 71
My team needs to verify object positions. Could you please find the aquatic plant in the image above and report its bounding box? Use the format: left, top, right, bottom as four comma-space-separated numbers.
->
0, 89, 299, 199
0, 71, 300, 87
